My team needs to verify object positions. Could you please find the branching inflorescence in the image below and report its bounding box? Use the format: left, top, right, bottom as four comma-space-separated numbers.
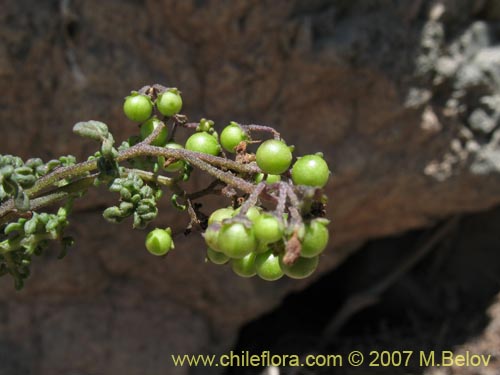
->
0, 84, 331, 289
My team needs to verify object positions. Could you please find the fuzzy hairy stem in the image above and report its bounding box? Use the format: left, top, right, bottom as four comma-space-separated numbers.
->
0, 175, 96, 226
0, 125, 266, 224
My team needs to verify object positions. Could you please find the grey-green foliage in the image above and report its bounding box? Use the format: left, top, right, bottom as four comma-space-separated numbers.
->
0, 205, 72, 289
0, 155, 76, 203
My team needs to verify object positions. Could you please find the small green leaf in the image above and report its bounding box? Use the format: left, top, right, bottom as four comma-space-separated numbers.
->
24, 215, 39, 235
171, 194, 187, 211
103, 206, 122, 223
101, 134, 117, 160
4, 221, 24, 235
73, 121, 109, 141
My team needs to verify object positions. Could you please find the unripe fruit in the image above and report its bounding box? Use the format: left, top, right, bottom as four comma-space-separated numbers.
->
162, 143, 185, 172
291, 154, 330, 188
145, 228, 174, 256
218, 222, 256, 259
220, 122, 247, 153
123, 94, 153, 122
255, 173, 281, 184
140, 117, 168, 146
207, 247, 229, 265
156, 90, 183, 117
301, 219, 329, 258
255, 139, 292, 174
208, 207, 235, 225
280, 255, 319, 279
231, 252, 257, 277
185, 132, 221, 156
255, 250, 284, 281
254, 214, 283, 244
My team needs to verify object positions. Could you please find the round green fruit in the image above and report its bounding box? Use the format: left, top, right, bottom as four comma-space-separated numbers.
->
140, 117, 168, 146
234, 206, 261, 223
207, 247, 229, 265
185, 132, 220, 156
255, 173, 281, 184
145, 228, 174, 256
301, 219, 329, 258
255, 139, 292, 175
291, 154, 330, 188
218, 222, 256, 259
203, 225, 221, 251
156, 90, 183, 117
254, 214, 283, 244
220, 122, 247, 153
162, 143, 185, 172
123, 94, 153, 122
255, 250, 284, 281
231, 252, 257, 277
280, 255, 319, 279
208, 207, 235, 225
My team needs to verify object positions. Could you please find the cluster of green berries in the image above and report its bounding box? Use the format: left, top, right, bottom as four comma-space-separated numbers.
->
123, 89, 183, 123
255, 140, 330, 188
202, 206, 329, 281
0, 83, 332, 290
123, 89, 185, 164
122, 86, 331, 280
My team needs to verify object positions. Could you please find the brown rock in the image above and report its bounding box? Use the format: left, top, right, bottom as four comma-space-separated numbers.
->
2, 1, 500, 373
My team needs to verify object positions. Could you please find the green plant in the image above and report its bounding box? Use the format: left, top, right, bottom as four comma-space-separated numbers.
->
0, 83, 330, 289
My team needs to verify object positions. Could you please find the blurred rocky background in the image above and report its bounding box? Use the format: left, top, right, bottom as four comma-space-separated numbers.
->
1, 0, 500, 374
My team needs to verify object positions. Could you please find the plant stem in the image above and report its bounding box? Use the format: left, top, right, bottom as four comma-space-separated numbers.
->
0, 175, 96, 227
1, 122, 272, 225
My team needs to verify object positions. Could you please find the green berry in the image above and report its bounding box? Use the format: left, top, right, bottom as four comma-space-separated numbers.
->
162, 143, 185, 172
140, 117, 168, 146
255, 139, 292, 175
245, 207, 261, 223
208, 207, 235, 225
207, 247, 229, 265
123, 94, 153, 122
233, 206, 261, 223
291, 154, 330, 188
255, 250, 284, 281
203, 225, 221, 251
156, 89, 183, 117
218, 222, 256, 259
280, 256, 319, 279
231, 252, 257, 277
254, 214, 283, 244
301, 219, 329, 258
185, 132, 220, 156
220, 122, 247, 153
145, 228, 174, 256
255, 173, 281, 184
